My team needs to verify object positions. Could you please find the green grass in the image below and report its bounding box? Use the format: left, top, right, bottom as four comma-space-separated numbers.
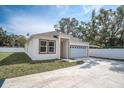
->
0, 52, 84, 79
0, 52, 13, 61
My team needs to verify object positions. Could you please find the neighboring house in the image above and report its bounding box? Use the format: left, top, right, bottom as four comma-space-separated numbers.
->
25, 31, 89, 60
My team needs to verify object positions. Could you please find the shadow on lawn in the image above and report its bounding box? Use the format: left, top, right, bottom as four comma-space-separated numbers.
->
0, 52, 83, 66
0, 53, 32, 66
0, 80, 5, 88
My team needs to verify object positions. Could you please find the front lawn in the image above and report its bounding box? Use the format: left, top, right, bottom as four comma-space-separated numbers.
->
0, 52, 83, 79
0, 52, 13, 61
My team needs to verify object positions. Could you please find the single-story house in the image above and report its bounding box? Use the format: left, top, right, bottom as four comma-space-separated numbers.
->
25, 31, 89, 60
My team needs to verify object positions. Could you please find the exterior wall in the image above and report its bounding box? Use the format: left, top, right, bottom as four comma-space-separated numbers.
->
25, 38, 34, 59
89, 49, 124, 60
59, 33, 70, 39
61, 39, 69, 58
0, 47, 25, 52
65, 40, 69, 58
26, 36, 60, 60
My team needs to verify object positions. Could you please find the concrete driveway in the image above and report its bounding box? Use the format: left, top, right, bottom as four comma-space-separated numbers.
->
1, 57, 124, 88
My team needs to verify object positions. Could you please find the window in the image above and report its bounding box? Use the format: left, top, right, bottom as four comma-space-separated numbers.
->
39, 40, 56, 54
48, 41, 55, 53
39, 40, 47, 53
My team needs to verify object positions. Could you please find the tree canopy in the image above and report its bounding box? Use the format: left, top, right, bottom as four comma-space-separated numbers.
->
54, 6, 124, 47
0, 27, 26, 47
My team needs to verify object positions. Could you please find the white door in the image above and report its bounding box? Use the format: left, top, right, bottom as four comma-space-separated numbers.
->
70, 45, 87, 58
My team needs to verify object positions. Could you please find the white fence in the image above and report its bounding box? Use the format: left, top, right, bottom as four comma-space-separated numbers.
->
0, 47, 25, 52
89, 49, 124, 60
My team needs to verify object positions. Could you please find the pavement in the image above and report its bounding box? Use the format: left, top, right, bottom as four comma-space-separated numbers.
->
1, 57, 124, 88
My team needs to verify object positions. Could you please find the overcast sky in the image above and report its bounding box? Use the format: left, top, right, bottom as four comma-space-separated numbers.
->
0, 5, 118, 36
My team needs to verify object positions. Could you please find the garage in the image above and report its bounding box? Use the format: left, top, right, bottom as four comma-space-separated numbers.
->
70, 45, 88, 58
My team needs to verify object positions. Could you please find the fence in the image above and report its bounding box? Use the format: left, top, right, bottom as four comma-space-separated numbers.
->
89, 49, 124, 60
0, 47, 25, 52
1, 47, 124, 60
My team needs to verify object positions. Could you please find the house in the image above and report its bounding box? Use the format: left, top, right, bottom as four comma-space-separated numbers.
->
25, 31, 89, 60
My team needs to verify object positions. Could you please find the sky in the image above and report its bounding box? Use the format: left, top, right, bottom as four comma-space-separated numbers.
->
0, 5, 119, 36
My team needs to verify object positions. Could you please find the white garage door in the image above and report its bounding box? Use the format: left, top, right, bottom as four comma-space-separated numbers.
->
70, 45, 87, 58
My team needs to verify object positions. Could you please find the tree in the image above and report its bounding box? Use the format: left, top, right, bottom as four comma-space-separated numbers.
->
115, 6, 124, 46
54, 17, 79, 37
78, 22, 91, 42
95, 9, 111, 47
54, 6, 124, 48
0, 27, 7, 46
17, 35, 26, 47
88, 9, 101, 45
0, 27, 26, 47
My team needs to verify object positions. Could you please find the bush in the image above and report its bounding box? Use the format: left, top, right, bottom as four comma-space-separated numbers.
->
103, 46, 124, 49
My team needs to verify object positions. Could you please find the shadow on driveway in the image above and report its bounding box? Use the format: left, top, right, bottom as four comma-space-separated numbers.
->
0, 80, 5, 88
80, 61, 99, 69
110, 62, 124, 74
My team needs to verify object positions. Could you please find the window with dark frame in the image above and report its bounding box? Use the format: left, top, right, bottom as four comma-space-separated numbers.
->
48, 41, 55, 53
39, 40, 55, 54
39, 40, 47, 53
